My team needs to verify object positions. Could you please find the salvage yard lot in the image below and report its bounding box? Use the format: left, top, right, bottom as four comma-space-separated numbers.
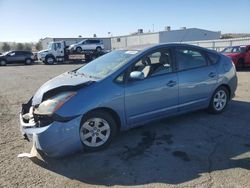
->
0, 63, 250, 188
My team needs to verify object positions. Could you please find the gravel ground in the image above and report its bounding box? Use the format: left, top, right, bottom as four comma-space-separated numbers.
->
0, 63, 250, 188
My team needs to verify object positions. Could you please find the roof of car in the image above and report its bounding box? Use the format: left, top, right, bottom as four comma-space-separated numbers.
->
119, 43, 215, 52
227, 45, 249, 48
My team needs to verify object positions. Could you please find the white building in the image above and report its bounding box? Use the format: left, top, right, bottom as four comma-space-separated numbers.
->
40, 28, 221, 51
111, 28, 221, 49
41, 37, 111, 50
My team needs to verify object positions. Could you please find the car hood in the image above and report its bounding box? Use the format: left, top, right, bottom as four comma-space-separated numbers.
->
32, 71, 94, 105
38, 49, 49, 54
69, 44, 77, 48
223, 53, 240, 58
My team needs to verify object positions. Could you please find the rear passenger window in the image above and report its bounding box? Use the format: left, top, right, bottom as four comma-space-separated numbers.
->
176, 48, 207, 71
90, 40, 99, 44
207, 52, 220, 64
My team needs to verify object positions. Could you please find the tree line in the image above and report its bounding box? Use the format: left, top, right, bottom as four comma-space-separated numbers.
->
1, 41, 43, 52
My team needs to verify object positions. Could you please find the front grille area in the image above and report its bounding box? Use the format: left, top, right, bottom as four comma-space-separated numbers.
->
33, 114, 54, 127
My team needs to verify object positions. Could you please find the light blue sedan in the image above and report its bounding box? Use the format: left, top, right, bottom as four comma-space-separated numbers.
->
20, 44, 237, 157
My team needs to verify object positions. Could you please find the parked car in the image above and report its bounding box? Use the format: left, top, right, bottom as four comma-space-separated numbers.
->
0, 51, 34, 66
68, 39, 104, 53
221, 45, 250, 70
20, 44, 237, 157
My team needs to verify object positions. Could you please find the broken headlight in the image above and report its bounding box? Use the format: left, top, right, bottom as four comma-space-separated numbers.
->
34, 92, 76, 115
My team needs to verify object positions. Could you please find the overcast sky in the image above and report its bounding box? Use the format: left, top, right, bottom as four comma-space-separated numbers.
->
0, 0, 250, 42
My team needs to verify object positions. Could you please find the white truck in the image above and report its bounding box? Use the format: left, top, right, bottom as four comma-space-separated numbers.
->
37, 41, 105, 65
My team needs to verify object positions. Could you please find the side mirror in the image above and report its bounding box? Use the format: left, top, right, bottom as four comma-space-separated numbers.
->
129, 71, 145, 81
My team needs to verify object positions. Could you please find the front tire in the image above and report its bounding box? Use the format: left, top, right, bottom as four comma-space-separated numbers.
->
207, 86, 229, 114
76, 47, 82, 53
236, 58, 245, 71
0, 59, 7, 66
45, 56, 55, 65
79, 111, 117, 151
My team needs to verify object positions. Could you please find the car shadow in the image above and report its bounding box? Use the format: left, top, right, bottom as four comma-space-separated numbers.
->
31, 100, 250, 186
237, 67, 250, 72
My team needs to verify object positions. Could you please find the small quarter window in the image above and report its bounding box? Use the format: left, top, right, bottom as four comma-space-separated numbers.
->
115, 73, 125, 84
207, 52, 220, 64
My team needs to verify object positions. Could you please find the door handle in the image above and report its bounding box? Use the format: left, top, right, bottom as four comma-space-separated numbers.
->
208, 72, 216, 78
166, 80, 177, 87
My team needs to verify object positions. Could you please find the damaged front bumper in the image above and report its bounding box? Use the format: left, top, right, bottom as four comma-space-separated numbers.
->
19, 101, 83, 157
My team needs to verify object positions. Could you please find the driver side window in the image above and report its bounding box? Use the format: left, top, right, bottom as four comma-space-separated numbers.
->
131, 49, 172, 79
9, 52, 15, 56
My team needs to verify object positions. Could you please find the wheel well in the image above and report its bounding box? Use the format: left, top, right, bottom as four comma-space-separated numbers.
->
45, 54, 55, 59
0, 58, 6, 61
220, 84, 231, 98
83, 107, 121, 131
238, 58, 244, 63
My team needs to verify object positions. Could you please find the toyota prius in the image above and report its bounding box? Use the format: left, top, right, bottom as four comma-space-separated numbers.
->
19, 44, 237, 157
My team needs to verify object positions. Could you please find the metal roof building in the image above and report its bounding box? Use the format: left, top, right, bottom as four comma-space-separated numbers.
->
40, 28, 220, 51
111, 28, 221, 49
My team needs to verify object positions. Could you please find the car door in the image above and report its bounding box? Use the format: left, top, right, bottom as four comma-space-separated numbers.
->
175, 47, 218, 111
6, 51, 19, 63
89, 40, 98, 50
81, 40, 91, 50
53, 43, 64, 57
245, 46, 250, 65
124, 48, 178, 125
17, 51, 27, 62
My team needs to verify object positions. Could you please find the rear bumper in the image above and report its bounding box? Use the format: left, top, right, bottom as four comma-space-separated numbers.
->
19, 113, 83, 157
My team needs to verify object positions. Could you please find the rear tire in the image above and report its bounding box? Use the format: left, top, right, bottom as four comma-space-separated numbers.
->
24, 58, 33, 65
76, 47, 82, 53
79, 111, 117, 152
96, 46, 102, 53
0, 59, 7, 66
207, 86, 229, 114
236, 58, 245, 71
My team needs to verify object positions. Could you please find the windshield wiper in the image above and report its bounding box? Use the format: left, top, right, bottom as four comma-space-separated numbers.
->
88, 75, 101, 79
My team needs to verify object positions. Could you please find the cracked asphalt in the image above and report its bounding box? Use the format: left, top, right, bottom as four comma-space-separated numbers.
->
0, 63, 250, 188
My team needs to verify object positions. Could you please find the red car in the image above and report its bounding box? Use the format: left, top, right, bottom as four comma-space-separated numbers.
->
221, 45, 250, 70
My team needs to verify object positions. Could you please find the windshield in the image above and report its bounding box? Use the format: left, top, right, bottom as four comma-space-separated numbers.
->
79, 40, 86, 44
3, 51, 10, 55
76, 50, 139, 79
221, 47, 241, 53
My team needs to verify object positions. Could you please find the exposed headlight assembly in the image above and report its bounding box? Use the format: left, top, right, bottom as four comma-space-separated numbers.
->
34, 92, 76, 115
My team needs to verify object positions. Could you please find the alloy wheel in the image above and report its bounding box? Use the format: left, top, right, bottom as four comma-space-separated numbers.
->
80, 118, 111, 147
213, 90, 227, 111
